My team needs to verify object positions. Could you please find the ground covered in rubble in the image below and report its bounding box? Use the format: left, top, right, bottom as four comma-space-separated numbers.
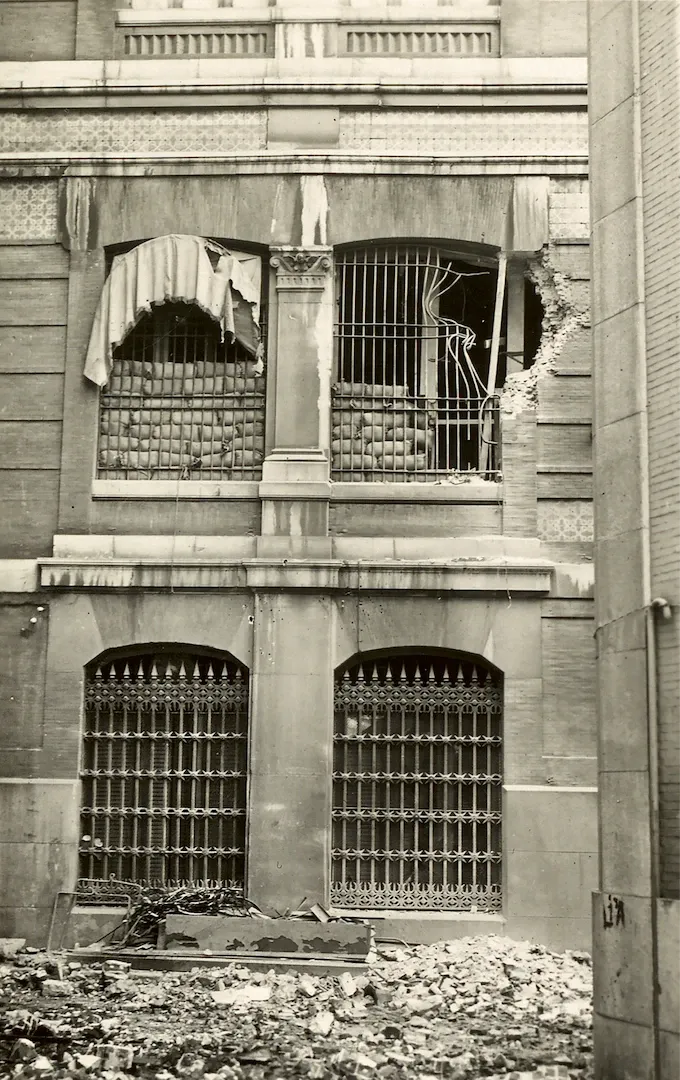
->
0, 937, 592, 1080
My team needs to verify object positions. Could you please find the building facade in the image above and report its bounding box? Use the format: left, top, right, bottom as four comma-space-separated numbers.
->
588, 1, 679, 1076
0, 0, 596, 950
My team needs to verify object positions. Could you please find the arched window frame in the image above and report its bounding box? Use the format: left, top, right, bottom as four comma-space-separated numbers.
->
78, 645, 250, 904
331, 649, 503, 913
331, 242, 514, 483
89, 235, 268, 484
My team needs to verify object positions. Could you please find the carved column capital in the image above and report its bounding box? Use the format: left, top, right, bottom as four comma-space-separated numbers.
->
270, 246, 333, 290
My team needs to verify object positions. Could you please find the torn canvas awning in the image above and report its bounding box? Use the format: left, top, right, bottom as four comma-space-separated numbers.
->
84, 234, 262, 387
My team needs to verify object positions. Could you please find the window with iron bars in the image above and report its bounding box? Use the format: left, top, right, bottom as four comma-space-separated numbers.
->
332, 653, 502, 912
97, 301, 265, 481
78, 649, 249, 903
332, 244, 504, 482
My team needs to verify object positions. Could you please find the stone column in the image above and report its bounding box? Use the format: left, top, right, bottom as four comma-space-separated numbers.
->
247, 592, 333, 914
260, 248, 333, 540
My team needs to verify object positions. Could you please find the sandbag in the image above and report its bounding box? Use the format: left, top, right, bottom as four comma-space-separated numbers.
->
233, 449, 264, 466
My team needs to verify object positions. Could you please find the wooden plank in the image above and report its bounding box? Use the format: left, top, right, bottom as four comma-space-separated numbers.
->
0, 246, 69, 279
0, 280, 68, 326
0, 470, 59, 557
0, 326, 67, 373
538, 375, 592, 422
0, 374, 64, 421
90, 499, 262, 537
537, 473, 592, 499
0, 421, 62, 469
0, 2, 76, 61
542, 618, 596, 759
538, 423, 592, 470
329, 503, 502, 537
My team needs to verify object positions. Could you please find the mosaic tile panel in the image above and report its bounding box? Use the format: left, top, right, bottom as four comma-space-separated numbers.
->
0, 180, 58, 241
538, 500, 594, 542
0, 110, 266, 156
339, 110, 588, 158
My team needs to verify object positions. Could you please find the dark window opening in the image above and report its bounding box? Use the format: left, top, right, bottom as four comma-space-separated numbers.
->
524, 276, 544, 369
332, 244, 503, 482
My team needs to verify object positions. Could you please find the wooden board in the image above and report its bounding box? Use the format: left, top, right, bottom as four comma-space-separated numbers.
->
0, 245, 69, 279
0, 2, 76, 61
0, 280, 68, 326
0, 374, 64, 420
0, 470, 60, 557
0, 421, 62, 469
0, 326, 67, 373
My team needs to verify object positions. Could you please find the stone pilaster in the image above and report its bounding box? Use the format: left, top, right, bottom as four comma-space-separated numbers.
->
260, 248, 333, 538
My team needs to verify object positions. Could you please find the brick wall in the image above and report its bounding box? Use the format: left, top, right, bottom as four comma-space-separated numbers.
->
639, 0, 680, 900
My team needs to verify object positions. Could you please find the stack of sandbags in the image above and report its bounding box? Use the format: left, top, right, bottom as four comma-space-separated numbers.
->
331, 383, 433, 477
100, 356, 266, 477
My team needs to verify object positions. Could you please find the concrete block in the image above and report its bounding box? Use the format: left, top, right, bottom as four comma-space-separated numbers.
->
660, 1029, 680, 1080
599, 771, 651, 893
594, 529, 646, 629
0, 843, 77, 909
267, 108, 339, 149
0, 907, 53, 948
588, 0, 635, 125
595, 889, 656, 1023
590, 97, 638, 223
162, 915, 370, 957
250, 673, 332, 777
542, 757, 598, 787
658, 898, 680, 1036
246, 772, 330, 914
593, 1012, 655, 1079
592, 304, 646, 428
593, 414, 645, 541
505, 788, 597, 852
506, 850, 587, 919
0, 782, 79, 845
598, 646, 650, 772
591, 201, 643, 325
503, 678, 545, 785
503, 915, 592, 952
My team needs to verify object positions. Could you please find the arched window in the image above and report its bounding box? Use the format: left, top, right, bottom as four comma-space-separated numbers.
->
88, 235, 266, 482
79, 648, 249, 900
332, 244, 503, 481
332, 652, 502, 912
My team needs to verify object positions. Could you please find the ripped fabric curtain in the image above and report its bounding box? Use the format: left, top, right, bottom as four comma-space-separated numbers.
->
84, 234, 262, 387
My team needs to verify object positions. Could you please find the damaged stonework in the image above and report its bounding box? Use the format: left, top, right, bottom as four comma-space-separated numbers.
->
500, 248, 590, 416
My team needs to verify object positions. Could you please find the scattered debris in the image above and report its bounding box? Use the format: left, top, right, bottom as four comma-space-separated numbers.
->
0, 936, 593, 1078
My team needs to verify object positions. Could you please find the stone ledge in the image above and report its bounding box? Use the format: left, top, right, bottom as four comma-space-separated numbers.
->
38, 557, 553, 593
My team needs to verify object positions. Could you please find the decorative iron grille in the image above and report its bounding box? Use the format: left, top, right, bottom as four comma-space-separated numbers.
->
332, 654, 502, 911
332, 245, 501, 482
79, 650, 249, 900
98, 302, 265, 481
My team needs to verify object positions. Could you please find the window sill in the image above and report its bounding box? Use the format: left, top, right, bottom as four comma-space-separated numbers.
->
330, 481, 503, 502
92, 480, 260, 499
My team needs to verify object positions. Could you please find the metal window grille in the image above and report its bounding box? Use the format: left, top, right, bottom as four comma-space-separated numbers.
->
332, 654, 502, 912
78, 650, 249, 902
98, 302, 265, 481
332, 245, 500, 482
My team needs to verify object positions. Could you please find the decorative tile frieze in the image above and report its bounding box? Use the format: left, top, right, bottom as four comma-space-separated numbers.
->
0, 110, 266, 157
0, 180, 58, 240
339, 110, 588, 158
538, 500, 594, 542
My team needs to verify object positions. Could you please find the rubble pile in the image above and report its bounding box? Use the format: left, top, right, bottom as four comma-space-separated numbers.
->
0, 936, 592, 1080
